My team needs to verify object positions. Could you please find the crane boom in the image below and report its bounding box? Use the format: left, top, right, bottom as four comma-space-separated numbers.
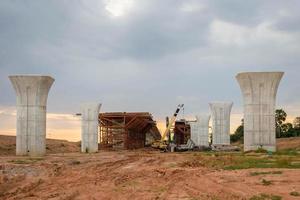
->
161, 104, 184, 141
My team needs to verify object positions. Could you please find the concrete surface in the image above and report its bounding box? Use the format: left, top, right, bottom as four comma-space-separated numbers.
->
9, 75, 54, 156
190, 115, 210, 146
236, 72, 284, 152
209, 102, 233, 145
80, 103, 101, 153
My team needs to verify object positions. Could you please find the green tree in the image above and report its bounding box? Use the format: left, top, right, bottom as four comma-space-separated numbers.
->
293, 117, 300, 137
281, 123, 293, 133
230, 109, 298, 141
275, 109, 287, 138
293, 117, 300, 129
230, 119, 244, 143
280, 123, 294, 137
275, 112, 300, 138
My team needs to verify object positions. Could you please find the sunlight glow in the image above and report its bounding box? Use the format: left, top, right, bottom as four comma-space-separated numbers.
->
105, 0, 134, 17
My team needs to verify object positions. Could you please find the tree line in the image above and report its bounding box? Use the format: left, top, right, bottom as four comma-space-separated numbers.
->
231, 109, 300, 143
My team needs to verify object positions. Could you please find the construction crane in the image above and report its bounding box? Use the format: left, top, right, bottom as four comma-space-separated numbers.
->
152, 104, 184, 150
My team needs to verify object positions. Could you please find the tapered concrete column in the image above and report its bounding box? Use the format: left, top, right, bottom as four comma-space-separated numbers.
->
236, 72, 284, 152
190, 115, 210, 146
209, 102, 233, 145
80, 103, 101, 153
190, 121, 198, 145
9, 75, 54, 156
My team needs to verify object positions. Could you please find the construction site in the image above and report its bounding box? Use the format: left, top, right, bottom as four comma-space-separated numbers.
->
2, 1, 300, 199
0, 73, 300, 199
98, 105, 196, 152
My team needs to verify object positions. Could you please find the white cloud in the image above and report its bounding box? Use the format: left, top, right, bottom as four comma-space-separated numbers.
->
209, 19, 293, 46
180, 2, 206, 13
104, 0, 134, 17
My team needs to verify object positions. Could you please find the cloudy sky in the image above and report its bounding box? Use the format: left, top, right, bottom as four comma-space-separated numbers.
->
0, 0, 299, 141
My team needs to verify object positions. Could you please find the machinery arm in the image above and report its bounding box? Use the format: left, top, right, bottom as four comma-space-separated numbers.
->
161, 104, 184, 141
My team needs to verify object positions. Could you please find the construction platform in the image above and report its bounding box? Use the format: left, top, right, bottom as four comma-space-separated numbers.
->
99, 112, 161, 149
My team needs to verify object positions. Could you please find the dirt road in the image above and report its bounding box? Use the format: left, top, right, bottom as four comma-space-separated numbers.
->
1, 150, 300, 200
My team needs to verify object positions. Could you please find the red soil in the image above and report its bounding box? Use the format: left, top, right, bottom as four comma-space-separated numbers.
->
0, 135, 299, 200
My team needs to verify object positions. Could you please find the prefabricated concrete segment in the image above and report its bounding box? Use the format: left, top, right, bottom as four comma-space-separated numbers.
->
190, 115, 210, 146
9, 75, 55, 156
209, 102, 233, 145
80, 103, 101, 153
236, 72, 284, 152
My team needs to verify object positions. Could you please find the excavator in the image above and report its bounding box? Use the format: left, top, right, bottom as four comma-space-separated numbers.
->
151, 104, 184, 150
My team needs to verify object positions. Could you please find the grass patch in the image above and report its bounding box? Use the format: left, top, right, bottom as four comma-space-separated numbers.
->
9, 157, 44, 164
249, 193, 282, 200
275, 149, 299, 156
290, 191, 300, 197
261, 179, 272, 186
113, 180, 139, 192
223, 156, 300, 170
69, 160, 81, 165
150, 186, 167, 194
167, 163, 177, 168
255, 148, 269, 154
250, 171, 282, 176
181, 151, 300, 170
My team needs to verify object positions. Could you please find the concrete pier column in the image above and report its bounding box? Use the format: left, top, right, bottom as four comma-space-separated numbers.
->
236, 72, 284, 152
191, 115, 210, 146
80, 103, 101, 153
197, 115, 211, 146
190, 121, 198, 145
209, 102, 233, 145
9, 75, 55, 156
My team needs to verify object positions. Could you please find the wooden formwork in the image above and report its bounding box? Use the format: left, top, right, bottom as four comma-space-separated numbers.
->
173, 120, 191, 145
99, 112, 161, 149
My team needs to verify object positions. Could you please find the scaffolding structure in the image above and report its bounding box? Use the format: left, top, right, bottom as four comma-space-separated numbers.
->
173, 120, 191, 145
99, 112, 161, 149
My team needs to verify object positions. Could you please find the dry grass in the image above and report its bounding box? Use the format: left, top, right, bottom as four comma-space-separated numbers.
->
179, 150, 300, 170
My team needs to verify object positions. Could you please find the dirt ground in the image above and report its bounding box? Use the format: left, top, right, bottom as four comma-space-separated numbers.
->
0, 135, 80, 156
0, 136, 300, 200
277, 137, 300, 151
